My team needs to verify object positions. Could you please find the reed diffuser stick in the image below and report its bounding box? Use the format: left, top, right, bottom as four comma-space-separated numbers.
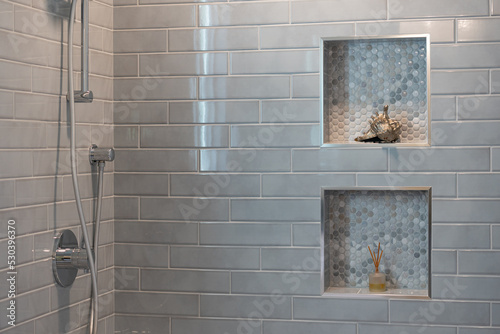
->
368, 242, 383, 273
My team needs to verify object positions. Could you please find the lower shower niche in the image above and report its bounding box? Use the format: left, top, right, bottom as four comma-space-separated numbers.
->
321, 187, 431, 298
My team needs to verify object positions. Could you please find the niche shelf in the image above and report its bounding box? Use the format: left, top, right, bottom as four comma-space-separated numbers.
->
320, 35, 430, 147
321, 187, 432, 299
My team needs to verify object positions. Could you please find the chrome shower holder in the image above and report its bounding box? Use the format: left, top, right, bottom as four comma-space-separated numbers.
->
53, 145, 115, 287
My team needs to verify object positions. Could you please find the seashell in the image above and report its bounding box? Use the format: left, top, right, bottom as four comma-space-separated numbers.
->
355, 105, 402, 143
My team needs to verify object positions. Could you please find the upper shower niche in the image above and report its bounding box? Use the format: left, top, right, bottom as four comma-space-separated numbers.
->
320, 35, 430, 147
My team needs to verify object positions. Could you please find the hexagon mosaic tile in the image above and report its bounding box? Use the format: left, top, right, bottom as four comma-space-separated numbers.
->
323, 37, 428, 144
325, 189, 430, 290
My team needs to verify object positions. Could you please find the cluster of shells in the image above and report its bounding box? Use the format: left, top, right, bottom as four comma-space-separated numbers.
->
323, 38, 428, 144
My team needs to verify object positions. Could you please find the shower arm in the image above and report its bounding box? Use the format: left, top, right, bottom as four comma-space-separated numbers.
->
68, 0, 93, 103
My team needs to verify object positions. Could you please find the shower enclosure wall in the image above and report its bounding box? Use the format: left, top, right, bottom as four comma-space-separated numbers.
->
2, 0, 500, 333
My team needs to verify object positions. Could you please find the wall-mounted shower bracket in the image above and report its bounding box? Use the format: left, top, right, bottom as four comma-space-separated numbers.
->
53, 229, 91, 287
89, 144, 115, 165
68, 90, 94, 103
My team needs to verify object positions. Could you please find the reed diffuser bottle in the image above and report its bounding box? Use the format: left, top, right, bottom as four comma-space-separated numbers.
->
368, 242, 386, 292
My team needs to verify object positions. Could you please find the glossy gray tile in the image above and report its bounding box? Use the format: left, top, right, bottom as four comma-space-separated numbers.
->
431, 70, 489, 95
493, 70, 500, 94
358, 324, 456, 334
458, 18, 500, 42
141, 269, 229, 293
294, 297, 388, 321
432, 250, 457, 274
170, 101, 259, 124
493, 148, 500, 171
0, 288, 50, 330
261, 23, 354, 49
264, 320, 356, 334
115, 315, 170, 334
200, 2, 288, 26
171, 246, 260, 270
231, 199, 320, 222
114, 55, 138, 77
0, 151, 32, 179
391, 300, 489, 325
459, 251, 500, 275
459, 328, 500, 334
114, 196, 139, 219
390, 148, 490, 172
200, 149, 291, 172
14, 92, 62, 121
293, 223, 320, 247
172, 318, 257, 334
169, 27, 259, 51
114, 173, 168, 196
114, 150, 198, 172
261, 248, 320, 271
432, 276, 500, 301
114, 5, 195, 29
431, 96, 456, 121
0, 1, 13, 30
141, 197, 229, 221
115, 221, 198, 244
389, 0, 487, 18
232, 50, 318, 74
358, 173, 455, 197
494, 304, 500, 326
0, 180, 14, 209
292, 75, 319, 98
458, 96, 500, 120
0, 90, 13, 119
111, 126, 136, 150
200, 223, 291, 246
114, 77, 197, 100
114, 101, 168, 124
432, 44, 500, 69
262, 174, 355, 197
114, 30, 166, 53
199, 76, 290, 99
262, 100, 319, 123
141, 53, 227, 76
32, 66, 67, 95
293, 148, 388, 172
141, 125, 229, 148
433, 224, 490, 249
0, 59, 31, 91
232, 271, 321, 295
494, 226, 500, 249
34, 304, 81, 334
292, 0, 386, 23
115, 243, 169, 267
201, 295, 292, 319
231, 125, 320, 148
115, 291, 198, 316
433, 199, 500, 223
357, 20, 454, 43
16, 177, 62, 206
458, 174, 500, 197
171, 174, 260, 197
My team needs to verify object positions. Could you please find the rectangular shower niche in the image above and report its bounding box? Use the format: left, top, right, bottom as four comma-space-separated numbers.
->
321, 187, 431, 299
320, 35, 430, 147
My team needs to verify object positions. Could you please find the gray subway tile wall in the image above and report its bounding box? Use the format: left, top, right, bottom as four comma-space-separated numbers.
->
111, 1, 500, 330
0, 0, 114, 332
3, 0, 500, 334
